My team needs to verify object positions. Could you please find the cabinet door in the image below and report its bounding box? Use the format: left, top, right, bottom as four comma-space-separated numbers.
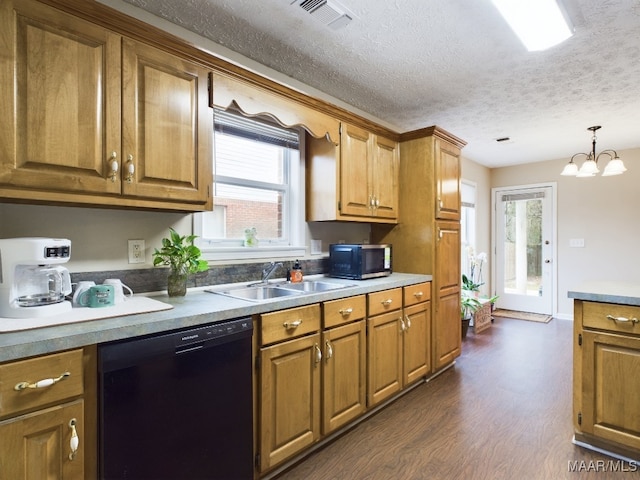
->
322, 320, 366, 434
367, 310, 403, 406
372, 135, 399, 219
339, 123, 372, 217
580, 331, 640, 450
0, 0, 121, 195
403, 302, 431, 385
259, 334, 321, 472
435, 138, 461, 220
433, 221, 461, 370
0, 400, 84, 480
121, 39, 212, 206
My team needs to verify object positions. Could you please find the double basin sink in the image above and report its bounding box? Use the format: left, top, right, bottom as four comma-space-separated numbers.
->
210, 280, 352, 302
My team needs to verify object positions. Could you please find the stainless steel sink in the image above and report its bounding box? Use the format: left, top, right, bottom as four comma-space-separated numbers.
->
214, 285, 302, 302
207, 279, 353, 302
279, 281, 350, 293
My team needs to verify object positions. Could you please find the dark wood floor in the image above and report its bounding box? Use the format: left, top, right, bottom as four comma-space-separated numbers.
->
276, 317, 638, 480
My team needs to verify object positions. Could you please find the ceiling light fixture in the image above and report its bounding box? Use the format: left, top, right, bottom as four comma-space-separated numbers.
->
560, 126, 627, 177
492, 0, 573, 52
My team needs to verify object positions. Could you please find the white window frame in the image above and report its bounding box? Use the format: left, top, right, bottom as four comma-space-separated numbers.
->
194, 111, 306, 261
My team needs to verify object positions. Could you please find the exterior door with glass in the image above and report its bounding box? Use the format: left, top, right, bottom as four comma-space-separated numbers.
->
494, 185, 554, 314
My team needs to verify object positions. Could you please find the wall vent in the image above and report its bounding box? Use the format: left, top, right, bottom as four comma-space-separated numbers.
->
291, 0, 355, 30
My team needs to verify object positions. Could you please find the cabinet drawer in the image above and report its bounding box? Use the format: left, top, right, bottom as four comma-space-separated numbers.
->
323, 295, 366, 329
0, 349, 84, 418
368, 288, 402, 316
261, 304, 321, 345
582, 301, 640, 335
404, 282, 431, 307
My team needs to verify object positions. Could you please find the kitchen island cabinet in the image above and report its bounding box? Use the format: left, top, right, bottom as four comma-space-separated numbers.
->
0, 0, 212, 211
570, 283, 640, 461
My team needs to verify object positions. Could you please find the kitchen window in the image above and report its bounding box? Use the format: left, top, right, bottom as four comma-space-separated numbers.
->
194, 108, 305, 261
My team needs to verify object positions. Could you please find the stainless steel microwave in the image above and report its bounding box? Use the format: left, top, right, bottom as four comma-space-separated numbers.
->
328, 244, 392, 280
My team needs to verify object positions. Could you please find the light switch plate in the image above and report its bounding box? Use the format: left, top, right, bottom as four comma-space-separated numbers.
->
128, 239, 146, 263
569, 238, 585, 248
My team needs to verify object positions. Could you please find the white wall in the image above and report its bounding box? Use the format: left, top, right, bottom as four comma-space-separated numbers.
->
491, 148, 640, 318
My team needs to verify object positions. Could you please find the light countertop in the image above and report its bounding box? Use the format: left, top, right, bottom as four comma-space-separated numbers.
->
0, 273, 431, 363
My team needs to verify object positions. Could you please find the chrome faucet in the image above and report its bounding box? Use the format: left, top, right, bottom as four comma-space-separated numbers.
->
261, 262, 283, 283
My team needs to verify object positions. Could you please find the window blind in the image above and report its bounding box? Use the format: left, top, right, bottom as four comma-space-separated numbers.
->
214, 108, 299, 149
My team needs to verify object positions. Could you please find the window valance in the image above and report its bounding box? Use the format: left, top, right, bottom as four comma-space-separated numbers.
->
211, 73, 340, 145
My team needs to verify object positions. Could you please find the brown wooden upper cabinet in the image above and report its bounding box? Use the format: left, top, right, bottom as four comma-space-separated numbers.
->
307, 123, 399, 223
435, 137, 461, 221
0, 0, 212, 211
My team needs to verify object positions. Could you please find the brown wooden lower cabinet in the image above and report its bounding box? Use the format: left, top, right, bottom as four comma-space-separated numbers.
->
0, 400, 85, 479
0, 348, 90, 480
259, 333, 322, 472
574, 299, 640, 460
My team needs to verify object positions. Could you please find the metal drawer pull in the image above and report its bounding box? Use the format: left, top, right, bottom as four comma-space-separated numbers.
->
14, 371, 70, 391
283, 319, 302, 329
69, 418, 79, 461
405, 315, 412, 329
400, 318, 406, 332
314, 343, 322, 364
339, 308, 353, 316
413, 291, 423, 299
382, 299, 393, 306
606, 314, 639, 324
326, 340, 333, 360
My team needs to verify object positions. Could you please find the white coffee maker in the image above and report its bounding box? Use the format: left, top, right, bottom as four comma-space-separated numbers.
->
0, 238, 73, 318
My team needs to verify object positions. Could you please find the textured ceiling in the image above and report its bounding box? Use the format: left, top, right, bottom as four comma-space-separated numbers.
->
120, 0, 640, 167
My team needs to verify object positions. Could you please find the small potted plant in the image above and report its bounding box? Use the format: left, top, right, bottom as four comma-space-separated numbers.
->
461, 294, 482, 338
153, 228, 208, 297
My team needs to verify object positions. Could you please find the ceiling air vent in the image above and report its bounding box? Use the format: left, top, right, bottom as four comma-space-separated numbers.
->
291, 0, 355, 30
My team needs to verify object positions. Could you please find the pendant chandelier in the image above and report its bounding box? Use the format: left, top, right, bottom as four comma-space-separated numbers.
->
560, 126, 627, 177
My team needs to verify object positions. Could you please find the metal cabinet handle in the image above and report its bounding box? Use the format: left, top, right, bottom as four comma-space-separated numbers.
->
381, 299, 393, 306
606, 314, 639, 324
14, 371, 70, 391
405, 315, 412, 329
400, 318, 406, 332
283, 319, 302, 329
314, 343, 322, 364
68, 418, 79, 461
107, 151, 118, 182
125, 154, 135, 183
413, 291, 423, 299
325, 340, 333, 360
339, 308, 353, 316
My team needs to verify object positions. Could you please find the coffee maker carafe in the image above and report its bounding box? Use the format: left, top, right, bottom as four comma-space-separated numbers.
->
0, 238, 72, 318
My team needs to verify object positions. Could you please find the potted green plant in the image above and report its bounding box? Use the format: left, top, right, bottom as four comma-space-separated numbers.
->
461, 293, 482, 338
152, 228, 208, 296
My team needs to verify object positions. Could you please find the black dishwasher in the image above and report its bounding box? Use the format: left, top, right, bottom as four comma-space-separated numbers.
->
98, 317, 253, 480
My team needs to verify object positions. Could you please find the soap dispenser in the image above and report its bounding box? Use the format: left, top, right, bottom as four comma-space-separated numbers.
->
291, 260, 303, 283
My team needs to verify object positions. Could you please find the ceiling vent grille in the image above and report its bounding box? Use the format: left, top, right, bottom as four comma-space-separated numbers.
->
291, 0, 355, 30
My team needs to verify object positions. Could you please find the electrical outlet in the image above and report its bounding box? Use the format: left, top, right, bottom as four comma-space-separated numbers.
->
128, 239, 145, 264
